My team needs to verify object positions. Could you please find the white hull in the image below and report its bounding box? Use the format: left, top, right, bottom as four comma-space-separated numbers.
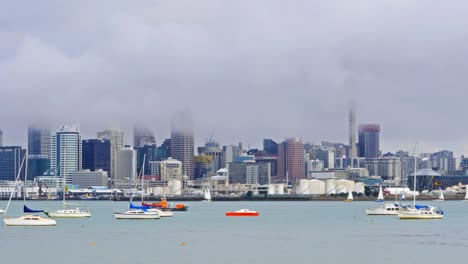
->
114, 210, 160, 219
45, 208, 91, 218
366, 203, 399, 215
147, 209, 173, 217
398, 207, 444, 220
3, 215, 57, 226
0, 209, 4, 214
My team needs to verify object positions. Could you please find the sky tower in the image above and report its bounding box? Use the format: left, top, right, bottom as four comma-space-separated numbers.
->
349, 106, 357, 158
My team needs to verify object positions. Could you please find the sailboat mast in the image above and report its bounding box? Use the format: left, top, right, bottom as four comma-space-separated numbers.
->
24, 154, 28, 202
141, 154, 146, 203
413, 149, 417, 207
63, 138, 67, 205
4, 155, 26, 216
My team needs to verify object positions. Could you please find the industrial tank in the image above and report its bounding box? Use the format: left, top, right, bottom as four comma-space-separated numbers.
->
295, 179, 310, 195
355, 182, 365, 194
335, 179, 349, 194
268, 184, 276, 195
169, 180, 182, 195
326, 179, 336, 195
275, 184, 285, 195
309, 179, 325, 195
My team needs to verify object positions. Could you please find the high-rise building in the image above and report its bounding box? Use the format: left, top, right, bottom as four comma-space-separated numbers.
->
159, 157, 183, 181
133, 125, 156, 147
358, 124, 380, 158
431, 150, 456, 174
115, 146, 136, 180
82, 139, 111, 174
223, 145, 241, 166
27, 156, 50, 180
349, 107, 357, 158
263, 139, 278, 156
194, 155, 214, 179
366, 157, 402, 182
277, 138, 305, 182
97, 129, 124, 179
0, 146, 25, 181
171, 111, 194, 179
227, 161, 271, 185
198, 140, 223, 173
28, 126, 51, 157
49, 125, 82, 183
72, 169, 108, 188
0, 129, 3, 146
312, 147, 335, 169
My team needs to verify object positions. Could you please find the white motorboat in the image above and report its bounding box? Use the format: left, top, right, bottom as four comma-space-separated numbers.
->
398, 205, 444, 220
45, 207, 91, 218
4, 215, 57, 226
366, 203, 400, 215
114, 209, 160, 220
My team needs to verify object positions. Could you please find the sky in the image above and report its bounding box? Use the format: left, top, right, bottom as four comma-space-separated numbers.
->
1, 0, 468, 155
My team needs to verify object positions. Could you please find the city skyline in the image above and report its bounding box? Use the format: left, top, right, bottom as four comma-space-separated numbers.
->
2, 1, 468, 155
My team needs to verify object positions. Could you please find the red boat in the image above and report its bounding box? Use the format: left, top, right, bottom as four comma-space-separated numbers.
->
142, 198, 189, 211
226, 209, 259, 217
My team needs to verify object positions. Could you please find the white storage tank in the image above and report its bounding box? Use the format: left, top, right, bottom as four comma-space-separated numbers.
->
355, 182, 365, 194
151, 187, 164, 196
268, 184, 276, 195
335, 179, 349, 194
347, 180, 355, 193
295, 179, 310, 195
169, 180, 182, 195
309, 179, 325, 195
275, 184, 285, 195
326, 179, 336, 195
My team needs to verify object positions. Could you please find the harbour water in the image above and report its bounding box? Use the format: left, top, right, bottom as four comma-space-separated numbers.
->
1, 200, 467, 264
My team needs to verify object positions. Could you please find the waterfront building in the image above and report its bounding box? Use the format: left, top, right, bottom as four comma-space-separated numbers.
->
263, 139, 278, 156
0, 146, 25, 181
358, 124, 380, 158
72, 169, 108, 188
366, 157, 402, 182
171, 112, 194, 179
133, 125, 156, 147
28, 126, 51, 157
97, 129, 124, 179
227, 161, 271, 185
82, 139, 111, 174
27, 156, 50, 180
115, 146, 136, 180
50, 125, 82, 183
277, 138, 305, 182
159, 157, 183, 181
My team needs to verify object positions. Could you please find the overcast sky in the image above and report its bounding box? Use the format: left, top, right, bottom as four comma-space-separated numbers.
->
1, 0, 468, 155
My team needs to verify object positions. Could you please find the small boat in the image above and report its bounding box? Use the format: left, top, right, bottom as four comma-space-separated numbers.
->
44, 207, 91, 218
4, 215, 57, 226
0, 209, 4, 214
366, 203, 399, 215
344, 190, 353, 202
375, 186, 384, 202
114, 209, 161, 220
433, 188, 444, 202
226, 209, 259, 217
203, 187, 212, 202
142, 198, 189, 211
398, 205, 444, 220
147, 208, 173, 217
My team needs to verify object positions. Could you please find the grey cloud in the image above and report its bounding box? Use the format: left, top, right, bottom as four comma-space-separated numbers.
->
1, 0, 468, 155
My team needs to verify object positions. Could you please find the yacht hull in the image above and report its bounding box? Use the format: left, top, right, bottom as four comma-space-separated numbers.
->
45, 212, 91, 218
114, 213, 160, 220
3, 215, 57, 226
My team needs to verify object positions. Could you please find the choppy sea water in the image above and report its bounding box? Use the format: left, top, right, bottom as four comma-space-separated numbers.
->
0, 200, 467, 264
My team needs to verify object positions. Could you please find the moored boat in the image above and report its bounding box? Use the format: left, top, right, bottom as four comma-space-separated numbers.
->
375, 186, 384, 202
114, 209, 160, 220
398, 205, 444, 220
44, 208, 91, 218
226, 209, 259, 217
4, 215, 57, 226
366, 203, 399, 215
344, 190, 353, 202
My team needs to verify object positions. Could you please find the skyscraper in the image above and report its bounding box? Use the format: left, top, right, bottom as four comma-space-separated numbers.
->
349, 107, 357, 158
97, 129, 124, 179
82, 139, 111, 174
115, 146, 136, 180
28, 126, 51, 157
49, 125, 82, 183
358, 124, 380, 158
0, 146, 25, 181
277, 138, 305, 182
133, 125, 156, 147
171, 111, 194, 179
263, 139, 278, 156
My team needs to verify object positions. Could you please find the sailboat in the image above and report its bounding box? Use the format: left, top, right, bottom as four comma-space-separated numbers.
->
375, 186, 384, 202
44, 146, 91, 218
3, 155, 56, 226
115, 155, 160, 220
366, 185, 400, 215
344, 190, 353, 202
398, 148, 444, 220
204, 187, 212, 202
433, 187, 444, 202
